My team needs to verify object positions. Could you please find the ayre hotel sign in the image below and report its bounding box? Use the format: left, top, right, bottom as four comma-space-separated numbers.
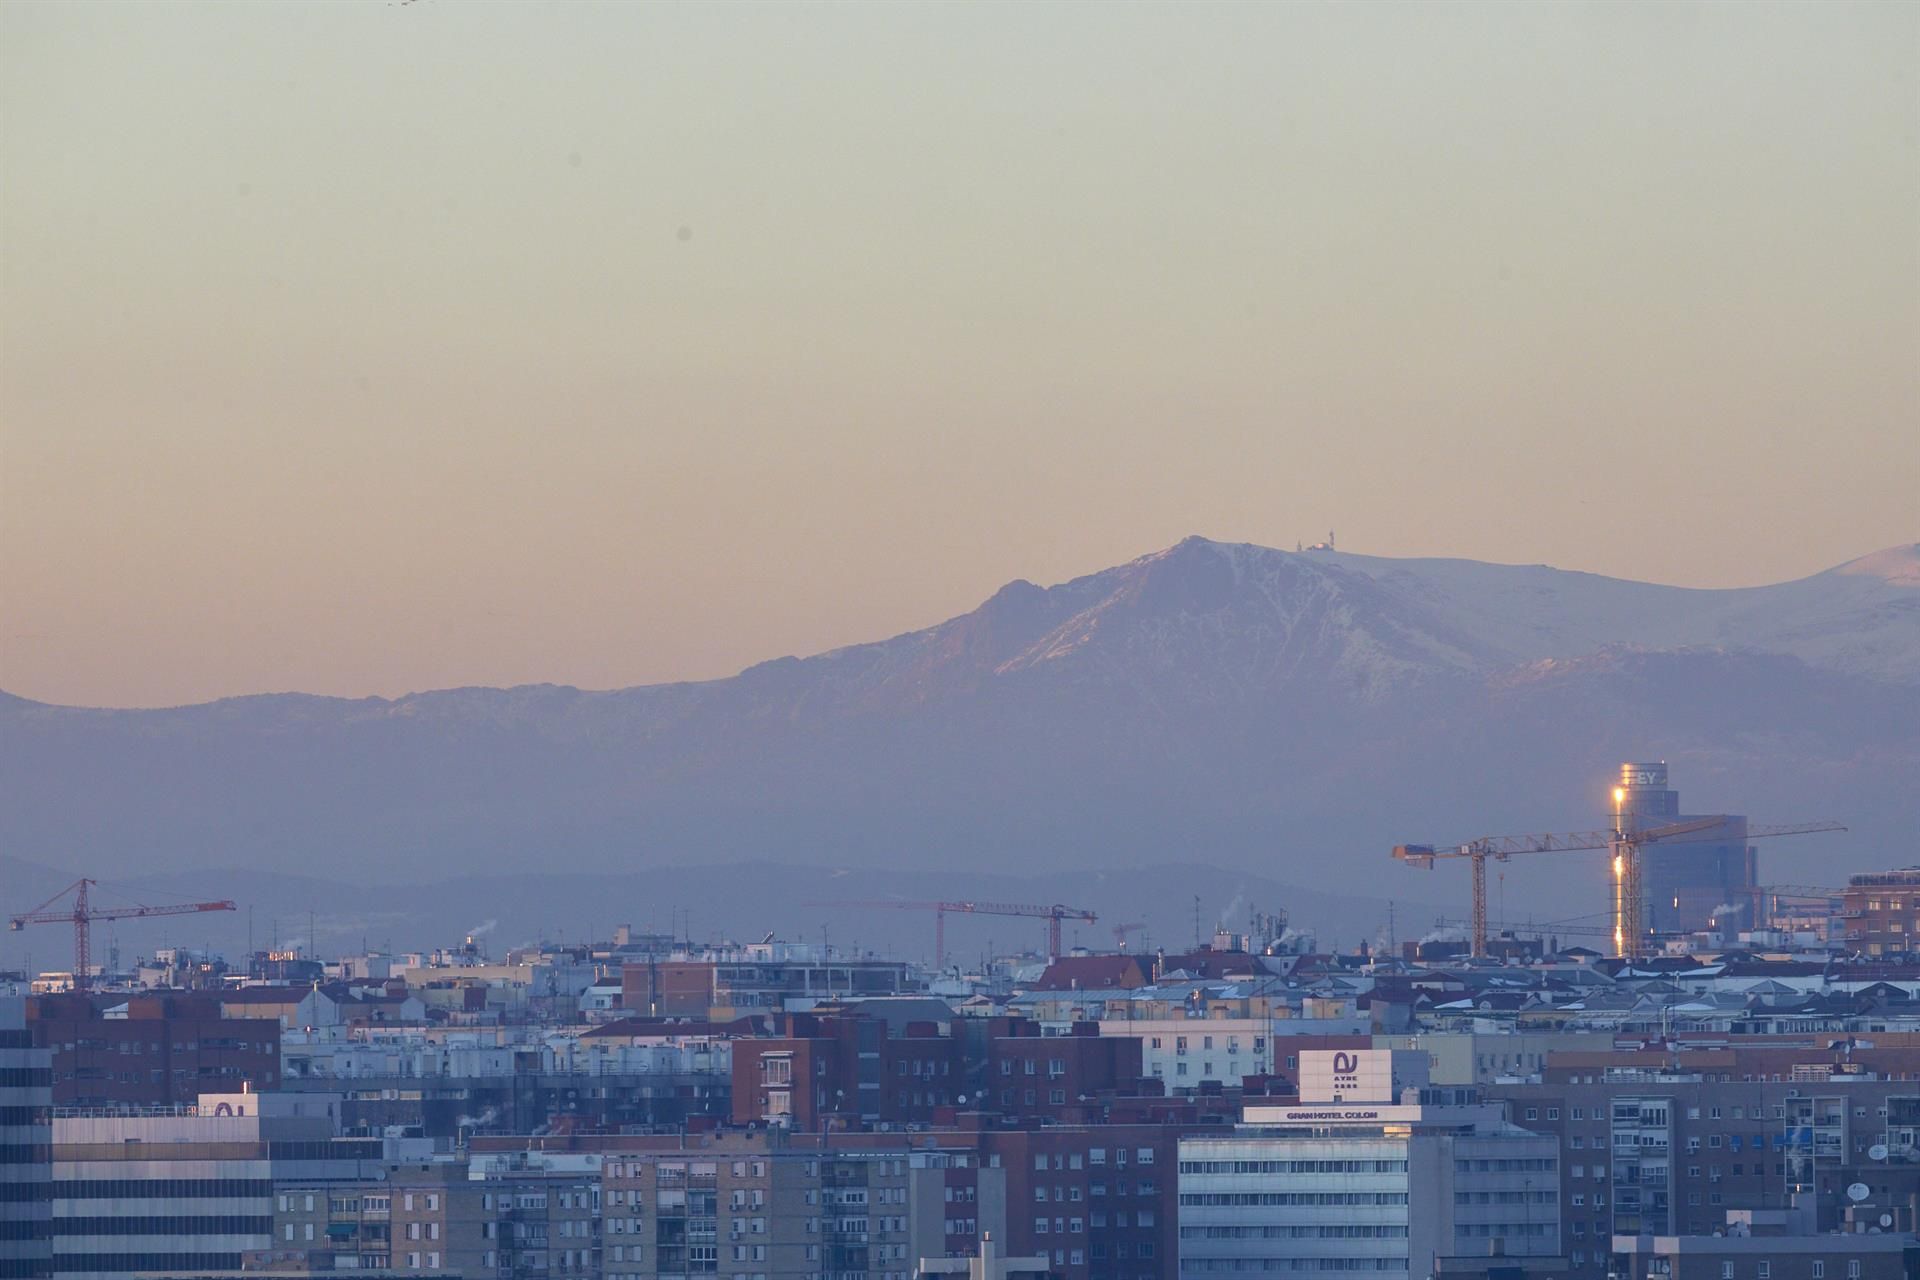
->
1298, 1048, 1424, 1104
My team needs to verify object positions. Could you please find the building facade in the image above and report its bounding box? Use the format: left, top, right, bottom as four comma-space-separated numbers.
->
49, 1091, 385, 1280
1178, 1051, 1560, 1280
0, 997, 52, 1280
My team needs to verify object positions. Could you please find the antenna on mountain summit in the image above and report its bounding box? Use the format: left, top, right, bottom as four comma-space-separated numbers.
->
1304, 530, 1336, 552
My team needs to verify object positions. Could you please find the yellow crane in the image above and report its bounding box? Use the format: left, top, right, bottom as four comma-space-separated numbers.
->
1393, 818, 1844, 960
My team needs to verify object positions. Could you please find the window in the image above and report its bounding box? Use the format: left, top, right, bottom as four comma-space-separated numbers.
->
1848, 1264, 1861, 1279
1758, 1264, 1770, 1279
1722, 1265, 1734, 1280
1812, 1264, 1825, 1279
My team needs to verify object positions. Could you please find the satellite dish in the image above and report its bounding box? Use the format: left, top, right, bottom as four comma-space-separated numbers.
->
1848, 1183, 1871, 1202
1880, 1214, 1894, 1229
1870, 1144, 1890, 1162
956, 1094, 968, 1105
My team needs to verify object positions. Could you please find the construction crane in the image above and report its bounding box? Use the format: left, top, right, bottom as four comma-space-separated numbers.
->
1393, 819, 1845, 961
1111, 922, 1147, 952
9, 878, 237, 992
815, 900, 1098, 966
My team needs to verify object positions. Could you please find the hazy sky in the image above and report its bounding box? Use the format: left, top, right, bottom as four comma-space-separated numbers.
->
3, 1, 1915, 708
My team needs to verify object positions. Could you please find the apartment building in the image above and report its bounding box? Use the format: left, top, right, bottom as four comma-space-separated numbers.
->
1096, 1018, 1273, 1089
985, 1124, 1183, 1280
1482, 1043, 1920, 1280
26, 993, 279, 1107
271, 1161, 484, 1275
601, 1138, 922, 1280
1611, 1210, 1914, 1280
1842, 871, 1920, 957
471, 1152, 603, 1280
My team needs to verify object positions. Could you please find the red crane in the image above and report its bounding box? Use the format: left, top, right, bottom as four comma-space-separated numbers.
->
10, 878, 237, 991
816, 899, 1098, 967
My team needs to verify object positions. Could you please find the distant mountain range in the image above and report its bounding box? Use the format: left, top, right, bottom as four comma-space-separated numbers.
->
3, 537, 1914, 964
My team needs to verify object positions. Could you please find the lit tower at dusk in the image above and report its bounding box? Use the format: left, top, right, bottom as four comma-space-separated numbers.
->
1612, 762, 1755, 937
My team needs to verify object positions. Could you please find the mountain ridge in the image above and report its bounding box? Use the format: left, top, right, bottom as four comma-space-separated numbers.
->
1, 537, 1912, 907
5, 538, 1916, 712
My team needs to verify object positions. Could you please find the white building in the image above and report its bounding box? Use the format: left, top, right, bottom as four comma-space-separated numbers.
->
1177, 1050, 1560, 1280
1099, 1018, 1274, 1089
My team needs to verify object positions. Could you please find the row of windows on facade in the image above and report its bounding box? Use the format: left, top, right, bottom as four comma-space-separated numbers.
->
1678, 1262, 1865, 1280
50, 1215, 270, 1235
1153, 1060, 1236, 1077
1180, 1224, 1413, 1239
1033, 1178, 1157, 1200
603, 1242, 911, 1265
1566, 1132, 1798, 1150
605, 1158, 912, 1180
61, 1065, 266, 1082
1184, 1262, 1413, 1273
1179, 1159, 1407, 1175
50, 1177, 267, 1199
1032, 1211, 1158, 1232
278, 1191, 439, 1213
280, 1220, 439, 1242
1147, 1036, 1267, 1053
607, 1214, 907, 1238
1549, 1100, 1877, 1124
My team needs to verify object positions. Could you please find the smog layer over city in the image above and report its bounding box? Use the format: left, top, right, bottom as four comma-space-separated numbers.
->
1, 4, 1915, 1280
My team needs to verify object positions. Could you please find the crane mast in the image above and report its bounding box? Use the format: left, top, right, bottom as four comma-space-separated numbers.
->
1395, 818, 1844, 961
9, 878, 238, 992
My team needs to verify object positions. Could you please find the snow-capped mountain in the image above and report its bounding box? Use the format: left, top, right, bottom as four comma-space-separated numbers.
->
1, 538, 1913, 920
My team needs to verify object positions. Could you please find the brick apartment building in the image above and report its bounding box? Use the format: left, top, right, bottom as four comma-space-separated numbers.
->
27, 992, 279, 1106
1842, 870, 1920, 957
490, 1112, 1199, 1280
1485, 1036, 1920, 1280
730, 1014, 1144, 1132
